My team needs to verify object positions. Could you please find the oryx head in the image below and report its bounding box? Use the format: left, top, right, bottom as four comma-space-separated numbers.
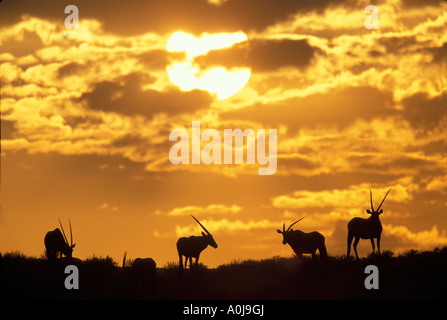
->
191, 215, 218, 249
366, 189, 391, 218
277, 218, 304, 245
59, 218, 76, 257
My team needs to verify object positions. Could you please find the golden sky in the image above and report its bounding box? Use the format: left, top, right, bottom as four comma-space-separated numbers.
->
1, 0, 446, 267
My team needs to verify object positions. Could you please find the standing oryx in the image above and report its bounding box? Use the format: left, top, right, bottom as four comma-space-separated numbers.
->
277, 218, 327, 262
44, 218, 76, 259
176, 215, 218, 272
347, 188, 391, 259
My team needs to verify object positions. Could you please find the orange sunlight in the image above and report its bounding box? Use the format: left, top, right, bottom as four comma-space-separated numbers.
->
166, 31, 251, 100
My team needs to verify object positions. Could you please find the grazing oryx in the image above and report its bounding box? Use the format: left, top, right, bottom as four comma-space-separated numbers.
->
44, 219, 76, 259
347, 188, 391, 259
122, 252, 156, 286
277, 218, 327, 262
177, 215, 218, 272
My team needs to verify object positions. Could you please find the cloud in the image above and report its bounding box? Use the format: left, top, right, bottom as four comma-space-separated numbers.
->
98, 203, 118, 211
271, 180, 414, 211
426, 174, 447, 194
378, 35, 423, 55
138, 49, 186, 70
281, 114, 444, 178
384, 224, 447, 252
401, 0, 445, 8
431, 42, 447, 65
79, 72, 213, 118
221, 86, 395, 130
174, 218, 280, 237
57, 62, 90, 79
195, 38, 319, 72
0, 29, 43, 57
166, 204, 242, 216
400, 93, 446, 130
1, 119, 16, 139
0, 0, 352, 36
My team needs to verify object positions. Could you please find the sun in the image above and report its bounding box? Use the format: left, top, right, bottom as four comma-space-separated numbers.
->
166, 31, 251, 100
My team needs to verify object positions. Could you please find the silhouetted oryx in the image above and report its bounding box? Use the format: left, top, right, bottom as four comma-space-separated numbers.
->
347, 188, 391, 259
277, 218, 327, 262
177, 215, 218, 272
122, 251, 156, 286
44, 218, 76, 259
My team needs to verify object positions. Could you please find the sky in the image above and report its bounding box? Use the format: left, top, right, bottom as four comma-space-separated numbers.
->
0, 0, 446, 268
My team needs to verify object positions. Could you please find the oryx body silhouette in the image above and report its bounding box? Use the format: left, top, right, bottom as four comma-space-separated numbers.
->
44, 219, 75, 259
176, 215, 217, 272
122, 252, 156, 286
347, 189, 391, 259
277, 218, 327, 262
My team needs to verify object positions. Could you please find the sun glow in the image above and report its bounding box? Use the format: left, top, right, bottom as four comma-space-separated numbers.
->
166, 31, 251, 100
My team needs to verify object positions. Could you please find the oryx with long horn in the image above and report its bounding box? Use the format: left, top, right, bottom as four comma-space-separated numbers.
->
347, 188, 391, 259
176, 215, 218, 272
44, 218, 76, 259
277, 218, 327, 262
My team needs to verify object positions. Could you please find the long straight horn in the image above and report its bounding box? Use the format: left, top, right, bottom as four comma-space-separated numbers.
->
69, 219, 73, 247
58, 218, 69, 245
287, 217, 304, 232
370, 189, 374, 212
191, 215, 211, 235
376, 188, 391, 211
122, 251, 127, 269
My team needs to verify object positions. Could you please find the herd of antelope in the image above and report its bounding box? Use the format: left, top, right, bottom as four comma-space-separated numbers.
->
44, 189, 391, 275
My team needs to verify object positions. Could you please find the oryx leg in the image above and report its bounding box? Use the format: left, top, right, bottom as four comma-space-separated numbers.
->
370, 238, 375, 254
377, 236, 381, 255
347, 233, 354, 258
353, 237, 360, 260
178, 253, 183, 272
